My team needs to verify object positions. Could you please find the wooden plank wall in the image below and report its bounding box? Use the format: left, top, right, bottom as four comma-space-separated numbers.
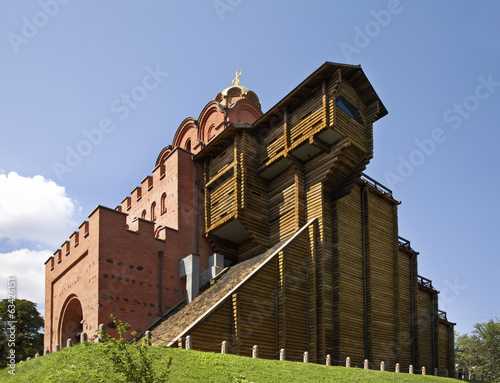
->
398, 248, 418, 368
332, 184, 366, 364
365, 186, 398, 366
279, 229, 314, 360
438, 322, 452, 376
232, 258, 278, 357
417, 288, 436, 371
239, 131, 270, 248
333, 80, 371, 154
188, 299, 233, 353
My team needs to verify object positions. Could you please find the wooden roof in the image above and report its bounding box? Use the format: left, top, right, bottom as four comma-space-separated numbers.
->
253, 61, 388, 129
150, 219, 317, 347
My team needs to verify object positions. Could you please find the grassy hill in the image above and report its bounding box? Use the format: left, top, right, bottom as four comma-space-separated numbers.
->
0, 343, 475, 382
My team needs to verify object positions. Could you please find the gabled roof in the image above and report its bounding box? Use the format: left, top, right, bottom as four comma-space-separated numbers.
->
253, 61, 388, 129
151, 219, 317, 347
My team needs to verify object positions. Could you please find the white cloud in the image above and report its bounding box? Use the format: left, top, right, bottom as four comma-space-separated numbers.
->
0, 248, 49, 315
0, 172, 77, 247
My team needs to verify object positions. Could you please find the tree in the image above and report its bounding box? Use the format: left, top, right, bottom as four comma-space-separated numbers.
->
0, 299, 44, 367
456, 318, 500, 381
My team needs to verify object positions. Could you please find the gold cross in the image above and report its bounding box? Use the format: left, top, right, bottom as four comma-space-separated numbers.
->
232, 70, 241, 86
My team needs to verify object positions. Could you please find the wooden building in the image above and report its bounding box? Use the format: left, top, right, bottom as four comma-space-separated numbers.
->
45, 62, 454, 375
149, 62, 455, 375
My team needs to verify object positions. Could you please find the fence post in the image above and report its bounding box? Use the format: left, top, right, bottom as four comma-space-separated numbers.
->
98, 324, 105, 342
303, 351, 309, 363
422, 366, 426, 375
364, 359, 369, 370
395, 363, 400, 373
326, 354, 331, 366
185, 335, 192, 350
409, 365, 414, 374
145, 331, 152, 346
279, 348, 285, 361
221, 341, 228, 354
380, 361, 385, 371
80, 332, 88, 343
252, 345, 259, 358
346, 357, 351, 368
67, 339, 73, 348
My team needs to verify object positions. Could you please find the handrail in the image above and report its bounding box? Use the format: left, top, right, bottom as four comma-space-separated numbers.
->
361, 173, 393, 196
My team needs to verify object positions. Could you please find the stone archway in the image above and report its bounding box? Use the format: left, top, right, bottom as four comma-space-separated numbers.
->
59, 295, 83, 347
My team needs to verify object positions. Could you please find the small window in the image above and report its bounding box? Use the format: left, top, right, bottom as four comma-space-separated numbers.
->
185, 139, 191, 152
160, 193, 167, 214
141, 210, 146, 219
151, 202, 157, 221
336, 96, 363, 124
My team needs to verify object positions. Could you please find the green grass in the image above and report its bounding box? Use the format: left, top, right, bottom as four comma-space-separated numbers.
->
0, 343, 476, 382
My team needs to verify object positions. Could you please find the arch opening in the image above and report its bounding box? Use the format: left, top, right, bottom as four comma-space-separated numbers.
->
59, 295, 83, 347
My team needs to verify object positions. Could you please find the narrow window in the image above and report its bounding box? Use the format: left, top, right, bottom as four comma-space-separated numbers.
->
141, 210, 146, 219
160, 193, 167, 214
336, 96, 363, 124
151, 202, 157, 221
185, 139, 191, 152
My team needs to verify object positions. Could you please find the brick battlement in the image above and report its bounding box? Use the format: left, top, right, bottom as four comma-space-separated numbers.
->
44, 205, 164, 274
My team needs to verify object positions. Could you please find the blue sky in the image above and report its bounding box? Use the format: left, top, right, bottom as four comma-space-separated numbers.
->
0, 0, 499, 336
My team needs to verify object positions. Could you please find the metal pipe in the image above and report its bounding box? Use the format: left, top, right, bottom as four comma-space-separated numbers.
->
410, 253, 416, 366
158, 250, 164, 317
361, 183, 368, 359
431, 292, 437, 370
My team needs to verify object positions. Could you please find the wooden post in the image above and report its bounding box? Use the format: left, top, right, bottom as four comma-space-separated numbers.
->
252, 345, 258, 358
346, 357, 351, 368
279, 348, 285, 361
380, 361, 385, 371
303, 351, 309, 363
145, 331, 151, 346
395, 363, 400, 373
364, 359, 369, 370
185, 335, 192, 350
326, 355, 331, 366
409, 365, 414, 374
80, 332, 88, 343
422, 366, 426, 375
67, 339, 73, 348
221, 341, 228, 354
